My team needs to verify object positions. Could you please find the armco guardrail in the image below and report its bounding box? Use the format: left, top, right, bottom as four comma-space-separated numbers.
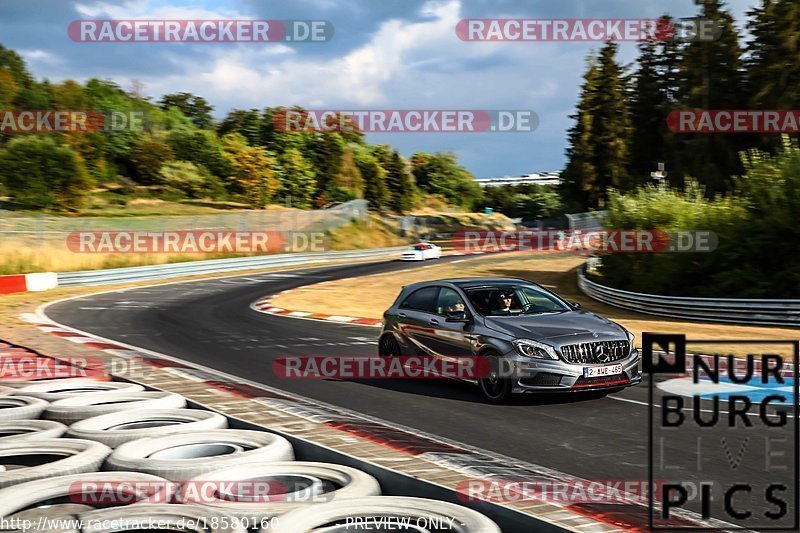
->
578, 265, 800, 327
58, 247, 406, 286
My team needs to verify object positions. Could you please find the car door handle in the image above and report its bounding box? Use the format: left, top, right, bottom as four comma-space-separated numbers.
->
398, 313, 407, 318
429, 318, 439, 325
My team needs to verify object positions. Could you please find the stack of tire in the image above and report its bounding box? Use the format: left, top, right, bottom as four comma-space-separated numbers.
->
0, 371, 501, 532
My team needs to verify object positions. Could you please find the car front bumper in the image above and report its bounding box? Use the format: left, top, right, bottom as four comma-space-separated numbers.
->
504, 349, 641, 394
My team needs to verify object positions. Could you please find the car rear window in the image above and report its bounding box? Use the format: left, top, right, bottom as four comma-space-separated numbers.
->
400, 286, 440, 313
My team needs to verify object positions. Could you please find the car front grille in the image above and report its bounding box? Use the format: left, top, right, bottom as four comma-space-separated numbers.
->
560, 340, 630, 364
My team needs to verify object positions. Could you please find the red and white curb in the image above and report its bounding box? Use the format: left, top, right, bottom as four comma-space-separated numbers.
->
251, 291, 383, 327
0, 272, 58, 295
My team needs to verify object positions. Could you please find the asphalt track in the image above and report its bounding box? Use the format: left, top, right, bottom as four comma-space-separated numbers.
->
46, 256, 798, 529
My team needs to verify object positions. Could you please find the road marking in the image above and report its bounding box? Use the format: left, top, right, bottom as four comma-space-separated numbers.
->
608, 393, 786, 418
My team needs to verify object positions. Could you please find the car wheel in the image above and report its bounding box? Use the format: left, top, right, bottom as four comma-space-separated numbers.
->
378, 335, 401, 357
478, 352, 513, 404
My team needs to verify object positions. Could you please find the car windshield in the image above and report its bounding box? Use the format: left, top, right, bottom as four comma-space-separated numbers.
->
464, 285, 571, 316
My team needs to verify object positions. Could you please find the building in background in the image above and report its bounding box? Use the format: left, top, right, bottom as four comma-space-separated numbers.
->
475, 172, 561, 187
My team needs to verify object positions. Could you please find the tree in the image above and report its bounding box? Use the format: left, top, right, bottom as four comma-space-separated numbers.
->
131, 138, 174, 184
158, 161, 224, 199
373, 145, 416, 212
562, 59, 600, 208
355, 149, 388, 210
50, 80, 87, 109
676, 0, 744, 194
166, 128, 232, 179
222, 134, 280, 207
0, 44, 31, 87
745, 0, 800, 151
159, 92, 213, 129
333, 149, 364, 198
276, 148, 316, 208
629, 40, 669, 185
562, 42, 631, 208
589, 42, 631, 201
0, 70, 18, 108
308, 133, 345, 192
218, 109, 261, 145
0, 136, 92, 210
411, 151, 482, 209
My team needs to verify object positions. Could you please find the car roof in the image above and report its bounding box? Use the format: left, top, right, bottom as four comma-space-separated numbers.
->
403, 277, 532, 291
451, 277, 532, 288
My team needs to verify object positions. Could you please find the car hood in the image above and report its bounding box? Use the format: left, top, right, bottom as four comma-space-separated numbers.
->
482, 311, 627, 344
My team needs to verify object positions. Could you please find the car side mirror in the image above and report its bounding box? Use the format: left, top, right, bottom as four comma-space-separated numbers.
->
571, 302, 582, 310
445, 310, 469, 322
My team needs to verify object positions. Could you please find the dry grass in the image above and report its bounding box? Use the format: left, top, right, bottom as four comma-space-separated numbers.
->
327, 217, 410, 250
273, 252, 799, 359
0, 215, 408, 274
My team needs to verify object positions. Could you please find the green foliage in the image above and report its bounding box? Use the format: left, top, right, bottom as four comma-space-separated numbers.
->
157, 161, 224, 199
218, 109, 261, 146
333, 149, 364, 198
0, 44, 32, 87
601, 138, 800, 297
131, 138, 174, 184
221, 134, 280, 207
411, 151, 482, 209
478, 184, 564, 220
166, 128, 232, 179
159, 92, 214, 129
0, 136, 93, 210
562, 42, 630, 209
307, 133, 345, 192
0, 71, 18, 108
275, 147, 317, 208
354, 149, 388, 210
0, 42, 474, 215
374, 145, 416, 211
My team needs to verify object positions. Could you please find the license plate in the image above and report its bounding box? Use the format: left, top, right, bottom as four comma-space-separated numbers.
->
583, 364, 623, 378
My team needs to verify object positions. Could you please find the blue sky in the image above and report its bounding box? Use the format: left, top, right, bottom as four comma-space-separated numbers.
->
0, 0, 757, 177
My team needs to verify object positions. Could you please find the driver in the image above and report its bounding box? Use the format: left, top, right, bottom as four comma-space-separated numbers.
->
492, 291, 520, 315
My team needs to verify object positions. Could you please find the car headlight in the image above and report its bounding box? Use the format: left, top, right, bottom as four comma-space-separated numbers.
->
626, 330, 635, 353
512, 339, 558, 360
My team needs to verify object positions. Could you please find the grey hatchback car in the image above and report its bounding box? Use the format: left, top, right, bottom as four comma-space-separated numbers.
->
379, 277, 640, 403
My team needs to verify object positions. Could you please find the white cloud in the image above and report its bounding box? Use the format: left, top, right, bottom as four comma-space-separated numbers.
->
18, 49, 60, 65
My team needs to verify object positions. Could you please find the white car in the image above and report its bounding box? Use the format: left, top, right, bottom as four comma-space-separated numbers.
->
401, 243, 442, 261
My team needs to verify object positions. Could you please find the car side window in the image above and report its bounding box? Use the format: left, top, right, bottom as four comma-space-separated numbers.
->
400, 287, 440, 313
436, 287, 466, 315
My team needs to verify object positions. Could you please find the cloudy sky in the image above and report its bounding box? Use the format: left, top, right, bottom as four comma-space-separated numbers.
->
0, 0, 757, 177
